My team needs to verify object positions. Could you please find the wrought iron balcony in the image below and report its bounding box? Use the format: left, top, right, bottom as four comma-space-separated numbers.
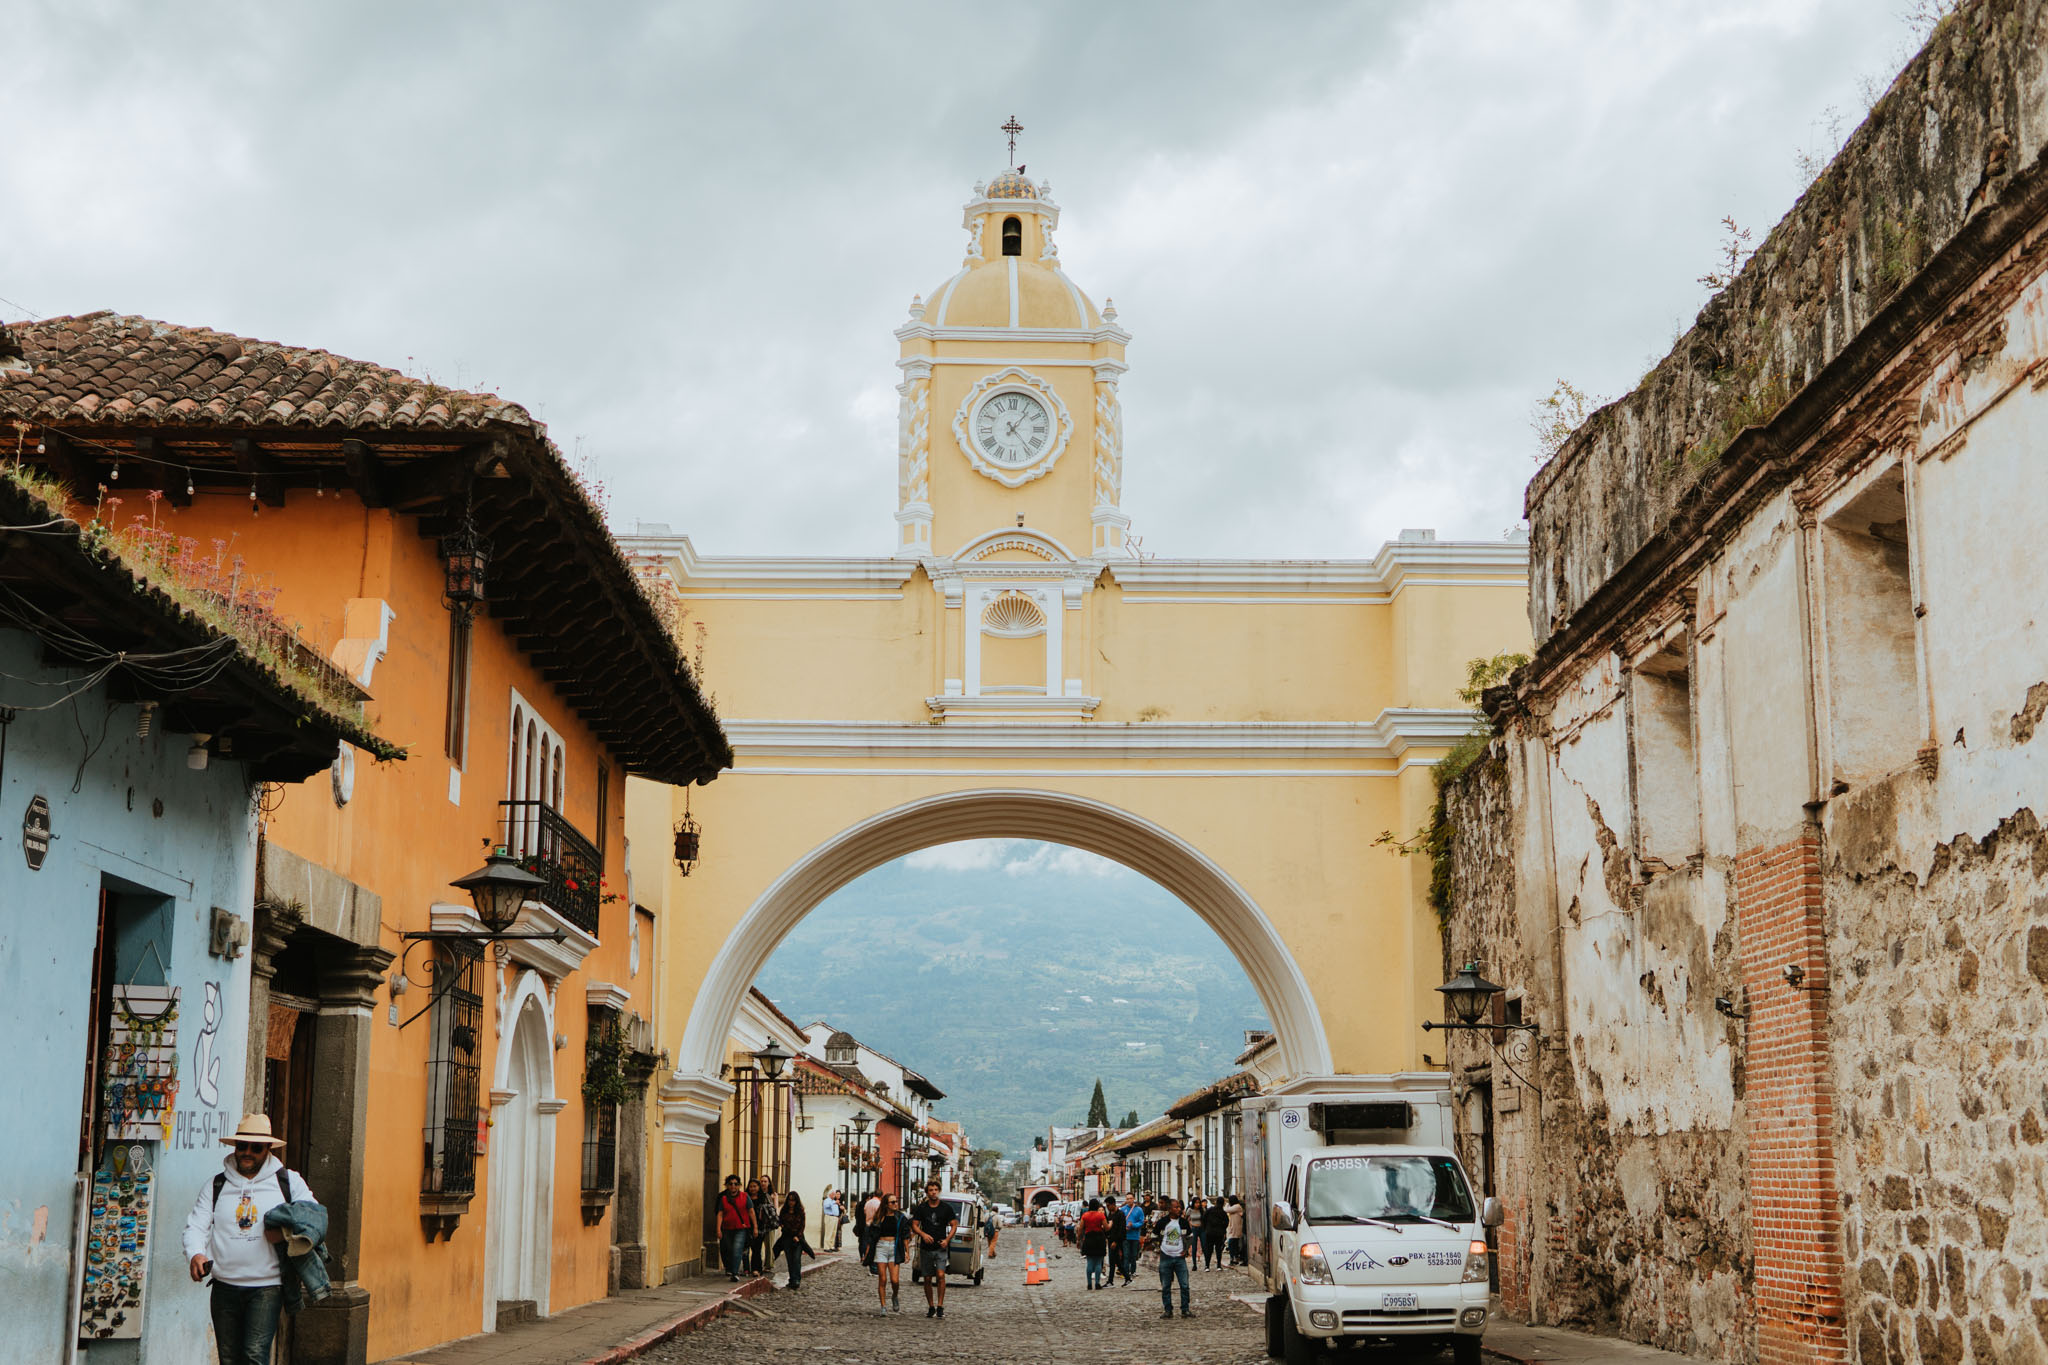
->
499, 800, 602, 936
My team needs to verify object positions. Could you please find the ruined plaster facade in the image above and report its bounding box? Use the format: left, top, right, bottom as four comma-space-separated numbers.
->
1441, 4, 2048, 1362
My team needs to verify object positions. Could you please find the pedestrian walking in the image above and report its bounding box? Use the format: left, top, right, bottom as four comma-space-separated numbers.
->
181, 1114, 321, 1365
1151, 1197, 1194, 1319
865, 1193, 908, 1315
775, 1191, 817, 1289
821, 1188, 842, 1251
909, 1180, 958, 1319
1225, 1194, 1247, 1266
1118, 1191, 1145, 1284
1078, 1198, 1110, 1289
1200, 1194, 1228, 1269
716, 1175, 754, 1280
749, 1180, 777, 1275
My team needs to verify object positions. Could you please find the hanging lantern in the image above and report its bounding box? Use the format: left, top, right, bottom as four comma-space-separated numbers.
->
440, 515, 491, 618
674, 789, 701, 876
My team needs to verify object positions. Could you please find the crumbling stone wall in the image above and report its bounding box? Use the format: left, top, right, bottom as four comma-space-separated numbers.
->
1443, 743, 1756, 1359
1830, 784, 2048, 1365
1529, 0, 2048, 644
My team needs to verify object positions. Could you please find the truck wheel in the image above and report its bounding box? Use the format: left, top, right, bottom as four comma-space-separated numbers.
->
1280, 1301, 1317, 1365
1452, 1338, 1482, 1365
1264, 1295, 1286, 1358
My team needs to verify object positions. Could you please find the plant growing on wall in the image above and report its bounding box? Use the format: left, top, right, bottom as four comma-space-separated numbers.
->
582, 1014, 631, 1107
1375, 652, 1530, 928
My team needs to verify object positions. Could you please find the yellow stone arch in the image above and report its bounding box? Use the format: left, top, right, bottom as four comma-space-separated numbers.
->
618, 167, 1531, 1272
673, 787, 1335, 1091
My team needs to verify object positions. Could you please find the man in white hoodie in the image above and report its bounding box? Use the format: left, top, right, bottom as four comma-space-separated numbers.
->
182, 1114, 312, 1365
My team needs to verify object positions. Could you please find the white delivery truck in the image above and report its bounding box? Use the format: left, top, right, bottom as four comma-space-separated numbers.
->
1247, 1077, 1500, 1365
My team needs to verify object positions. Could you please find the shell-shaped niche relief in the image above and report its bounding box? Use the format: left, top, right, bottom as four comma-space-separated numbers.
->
982, 591, 1048, 638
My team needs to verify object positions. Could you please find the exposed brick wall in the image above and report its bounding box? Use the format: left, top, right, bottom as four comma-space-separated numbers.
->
1736, 831, 1849, 1365
1829, 797, 2048, 1364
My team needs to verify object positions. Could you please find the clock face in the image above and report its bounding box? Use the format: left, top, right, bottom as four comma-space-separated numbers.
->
972, 391, 1052, 468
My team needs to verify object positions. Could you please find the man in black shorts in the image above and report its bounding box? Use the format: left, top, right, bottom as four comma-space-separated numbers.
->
909, 1182, 958, 1319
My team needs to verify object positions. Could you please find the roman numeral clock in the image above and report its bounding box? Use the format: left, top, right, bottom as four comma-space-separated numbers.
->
951, 367, 1074, 488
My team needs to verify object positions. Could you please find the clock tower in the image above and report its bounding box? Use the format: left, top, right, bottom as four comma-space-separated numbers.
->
894, 168, 1131, 561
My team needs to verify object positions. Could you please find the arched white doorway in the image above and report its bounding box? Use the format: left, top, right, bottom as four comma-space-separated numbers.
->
485, 977, 559, 1328
665, 788, 1333, 1136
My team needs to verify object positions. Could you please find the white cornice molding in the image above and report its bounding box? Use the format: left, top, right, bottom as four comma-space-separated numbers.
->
617, 535, 1525, 596
660, 1071, 733, 1146
722, 709, 1482, 762
584, 981, 631, 1013
924, 694, 1102, 722
1108, 541, 1527, 596
894, 324, 1130, 345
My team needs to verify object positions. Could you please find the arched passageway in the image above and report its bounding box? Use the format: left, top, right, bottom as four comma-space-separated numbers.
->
665, 787, 1333, 1141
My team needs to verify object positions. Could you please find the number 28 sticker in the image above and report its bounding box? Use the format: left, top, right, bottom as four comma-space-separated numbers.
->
1281, 1110, 1303, 1129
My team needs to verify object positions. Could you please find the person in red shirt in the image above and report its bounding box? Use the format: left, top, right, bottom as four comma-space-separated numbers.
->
1078, 1198, 1112, 1289
716, 1174, 754, 1280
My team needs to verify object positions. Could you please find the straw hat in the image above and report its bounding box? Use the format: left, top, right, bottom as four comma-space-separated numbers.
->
222, 1114, 286, 1148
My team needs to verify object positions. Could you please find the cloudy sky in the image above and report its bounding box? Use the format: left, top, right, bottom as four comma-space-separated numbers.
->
5, 3, 1918, 558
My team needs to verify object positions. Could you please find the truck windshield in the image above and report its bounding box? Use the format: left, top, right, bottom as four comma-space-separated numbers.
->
1304, 1155, 1475, 1225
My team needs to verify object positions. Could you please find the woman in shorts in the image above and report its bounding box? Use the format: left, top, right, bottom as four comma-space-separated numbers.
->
867, 1193, 907, 1315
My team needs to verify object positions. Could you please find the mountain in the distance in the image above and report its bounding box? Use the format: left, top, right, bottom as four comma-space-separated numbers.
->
753, 841, 1270, 1162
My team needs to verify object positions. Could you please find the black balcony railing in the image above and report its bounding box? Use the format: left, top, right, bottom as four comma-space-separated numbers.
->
499, 800, 602, 936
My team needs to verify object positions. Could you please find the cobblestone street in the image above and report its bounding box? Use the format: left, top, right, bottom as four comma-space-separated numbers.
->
642, 1249, 1273, 1365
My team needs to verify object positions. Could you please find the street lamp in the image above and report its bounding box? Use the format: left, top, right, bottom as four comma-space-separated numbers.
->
394, 849, 563, 1030
450, 848, 546, 932
852, 1111, 872, 1136
1421, 962, 1538, 1035
752, 1039, 793, 1081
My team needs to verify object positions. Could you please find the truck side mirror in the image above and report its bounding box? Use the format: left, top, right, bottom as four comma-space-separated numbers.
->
1482, 1196, 1504, 1229
1270, 1201, 1297, 1232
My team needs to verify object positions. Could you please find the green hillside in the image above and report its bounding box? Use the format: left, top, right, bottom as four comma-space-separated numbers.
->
753, 841, 1269, 1162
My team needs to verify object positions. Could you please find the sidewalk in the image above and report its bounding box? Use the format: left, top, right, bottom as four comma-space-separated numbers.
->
1483, 1314, 1703, 1364
375, 1255, 847, 1365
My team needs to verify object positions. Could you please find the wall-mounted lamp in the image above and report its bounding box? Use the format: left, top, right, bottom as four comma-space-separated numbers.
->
1783, 963, 1826, 991
1420, 963, 1539, 1036
553, 1032, 569, 1051
395, 850, 569, 1029
1714, 996, 1749, 1020
752, 1039, 794, 1081
187, 736, 211, 771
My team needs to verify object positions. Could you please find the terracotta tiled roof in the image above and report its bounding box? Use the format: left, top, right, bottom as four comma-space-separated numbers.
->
0, 313, 533, 433
1110, 1115, 1183, 1153
1166, 1071, 1258, 1120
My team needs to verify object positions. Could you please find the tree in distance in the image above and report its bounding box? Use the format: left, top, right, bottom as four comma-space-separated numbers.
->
1123, 1109, 1139, 1128
1087, 1078, 1109, 1128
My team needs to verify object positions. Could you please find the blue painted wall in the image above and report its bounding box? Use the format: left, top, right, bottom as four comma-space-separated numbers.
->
0, 630, 263, 1364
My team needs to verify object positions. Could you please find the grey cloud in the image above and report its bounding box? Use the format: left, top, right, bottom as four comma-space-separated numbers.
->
5, 1, 1912, 556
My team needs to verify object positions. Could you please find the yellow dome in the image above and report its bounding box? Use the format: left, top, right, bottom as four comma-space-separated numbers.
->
985, 171, 1038, 200
925, 258, 1101, 330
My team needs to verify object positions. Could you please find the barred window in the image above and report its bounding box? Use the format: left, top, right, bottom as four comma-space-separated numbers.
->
581, 1006, 621, 1195
422, 945, 482, 1197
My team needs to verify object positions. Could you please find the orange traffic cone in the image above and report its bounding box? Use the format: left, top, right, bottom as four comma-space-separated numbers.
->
1031, 1245, 1051, 1284
1021, 1240, 1037, 1285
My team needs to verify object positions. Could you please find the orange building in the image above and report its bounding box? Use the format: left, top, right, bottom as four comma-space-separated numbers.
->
2, 314, 728, 1364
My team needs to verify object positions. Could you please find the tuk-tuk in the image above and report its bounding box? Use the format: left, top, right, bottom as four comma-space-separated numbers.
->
911, 1194, 987, 1285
